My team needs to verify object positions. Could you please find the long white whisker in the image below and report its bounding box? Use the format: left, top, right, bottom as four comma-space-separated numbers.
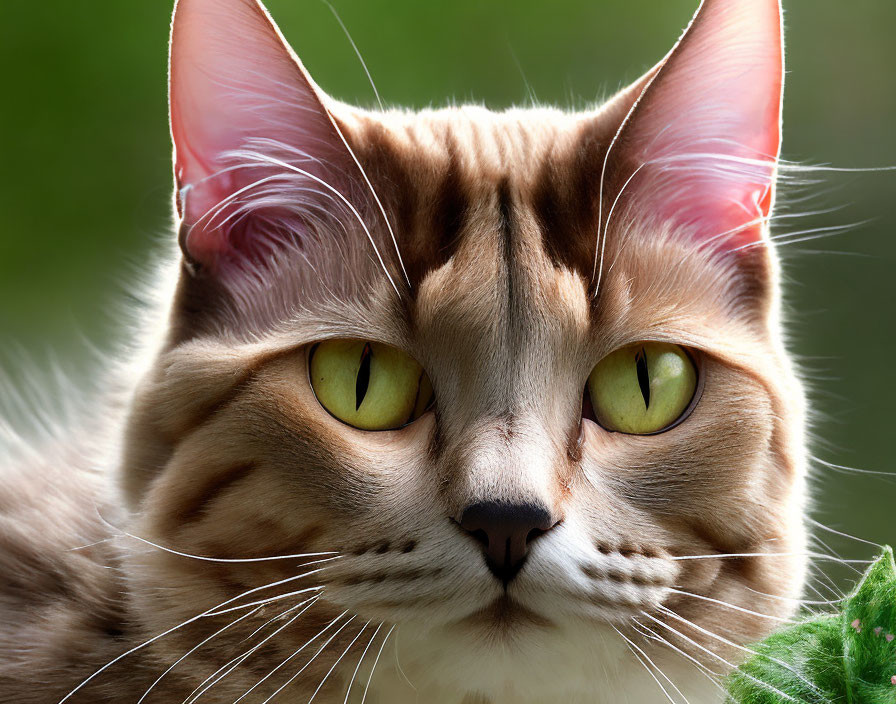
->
811, 456, 896, 480
344, 624, 382, 704
612, 625, 679, 704
640, 611, 801, 703
655, 606, 829, 701
234, 151, 401, 297
96, 511, 341, 564
307, 622, 371, 704
57, 566, 330, 704
615, 625, 688, 703
260, 614, 357, 704
393, 627, 416, 692
668, 551, 869, 564
322, 1, 383, 110
668, 588, 799, 623
137, 606, 263, 704
206, 584, 324, 617
731, 222, 868, 252
320, 109, 410, 290
124, 534, 341, 564
599, 162, 648, 271
360, 624, 394, 704
629, 618, 727, 694
741, 584, 844, 607
806, 563, 846, 601
593, 58, 665, 293
808, 516, 883, 548
235, 611, 350, 703
184, 595, 321, 704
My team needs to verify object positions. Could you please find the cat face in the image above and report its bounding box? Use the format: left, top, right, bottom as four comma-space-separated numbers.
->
120, 0, 807, 700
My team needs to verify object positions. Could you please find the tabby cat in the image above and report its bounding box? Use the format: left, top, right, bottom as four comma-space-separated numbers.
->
0, 0, 808, 702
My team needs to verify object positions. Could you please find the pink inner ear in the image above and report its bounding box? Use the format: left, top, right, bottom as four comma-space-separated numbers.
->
169, 0, 352, 269
607, 0, 783, 249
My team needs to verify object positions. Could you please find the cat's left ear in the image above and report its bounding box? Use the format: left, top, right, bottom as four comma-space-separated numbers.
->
169, 0, 359, 274
603, 0, 784, 249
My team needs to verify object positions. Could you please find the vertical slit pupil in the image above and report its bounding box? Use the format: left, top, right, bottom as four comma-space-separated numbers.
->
356, 343, 372, 411
635, 347, 651, 409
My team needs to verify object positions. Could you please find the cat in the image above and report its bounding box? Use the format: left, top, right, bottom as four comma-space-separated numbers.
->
0, 0, 810, 702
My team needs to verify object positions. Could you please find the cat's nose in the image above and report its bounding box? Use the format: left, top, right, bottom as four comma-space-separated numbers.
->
458, 501, 556, 584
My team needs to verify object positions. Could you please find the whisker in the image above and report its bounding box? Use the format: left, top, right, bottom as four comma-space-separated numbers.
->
360, 624, 394, 704
344, 624, 382, 704
731, 221, 869, 252
655, 605, 828, 700
260, 614, 357, 704
184, 595, 321, 704
741, 584, 844, 607
613, 625, 687, 704
57, 566, 330, 704
322, 0, 384, 110
808, 534, 862, 576
639, 611, 801, 704
393, 627, 416, 692
229, 150, 402, 297
668, 551, 869, 565
629, 618, 727, 694
805, 563, 845, 602
307, 621, 371, 704
808, 516, 883, 550
97, 511, 341, 564
206, 585, 324, 617
125, 535, 341, 565
810, 456, 896, 480
592, 61, 661, 294
239, 603, 310, 644
316, 111, 410, 289
234, 611, 350, 703
668, 588, 799, 623
137, 605, 263, 704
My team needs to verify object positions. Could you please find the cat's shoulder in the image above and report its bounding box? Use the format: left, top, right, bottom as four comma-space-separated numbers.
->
0, 450, 125, 702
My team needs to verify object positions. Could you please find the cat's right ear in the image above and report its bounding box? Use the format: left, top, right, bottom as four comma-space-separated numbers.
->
598, 0, 784, 253
169, 0, 355, 275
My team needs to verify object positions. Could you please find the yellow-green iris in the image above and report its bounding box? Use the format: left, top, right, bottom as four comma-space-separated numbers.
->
309, 339, 434, 430
587, 342, 697, 434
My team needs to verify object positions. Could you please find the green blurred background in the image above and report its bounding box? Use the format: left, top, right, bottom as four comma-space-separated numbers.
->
1, 1, 893, 591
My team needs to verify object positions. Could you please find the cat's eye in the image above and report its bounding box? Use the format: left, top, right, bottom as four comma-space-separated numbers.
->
308, 339, 434, 431
586, 342, 698, 435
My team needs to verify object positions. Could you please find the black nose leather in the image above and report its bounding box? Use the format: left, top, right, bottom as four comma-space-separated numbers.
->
458, 501, 555, 584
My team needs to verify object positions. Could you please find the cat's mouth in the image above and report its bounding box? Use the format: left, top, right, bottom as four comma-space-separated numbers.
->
456, 595, 553, 632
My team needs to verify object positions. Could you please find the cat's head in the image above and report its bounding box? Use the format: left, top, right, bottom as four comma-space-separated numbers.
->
120, 0, 807, 699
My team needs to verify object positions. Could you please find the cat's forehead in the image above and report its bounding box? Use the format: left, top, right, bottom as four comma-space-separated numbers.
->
336, 104, 610, 287
342, 104, 585, 177
332, 104, 744, 351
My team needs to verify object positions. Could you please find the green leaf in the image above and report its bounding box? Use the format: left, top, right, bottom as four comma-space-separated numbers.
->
727, 547, 896, 704
726, 615, 847, 703
841, 546, 896, 703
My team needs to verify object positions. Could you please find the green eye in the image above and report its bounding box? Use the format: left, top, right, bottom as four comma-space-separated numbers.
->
586, 342, 698, 435
309, 339, 434, 431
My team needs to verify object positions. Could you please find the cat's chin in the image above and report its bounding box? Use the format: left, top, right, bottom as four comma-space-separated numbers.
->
363, 612, 718, 704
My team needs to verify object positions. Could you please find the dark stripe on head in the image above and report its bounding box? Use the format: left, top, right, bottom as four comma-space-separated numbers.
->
532, 122, 606, 284
346, 122, 471, 292
498, 177, 516, 319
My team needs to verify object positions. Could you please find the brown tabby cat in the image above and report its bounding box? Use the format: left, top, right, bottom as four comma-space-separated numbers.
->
0, 0, 808, 702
